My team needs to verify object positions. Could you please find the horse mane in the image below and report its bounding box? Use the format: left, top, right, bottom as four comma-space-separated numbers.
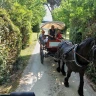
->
79, 37, 94, 46
76, 37, 94, 65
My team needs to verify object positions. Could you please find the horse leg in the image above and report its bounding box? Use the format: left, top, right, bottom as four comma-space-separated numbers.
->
61, 61, 66, 76
56, 60, 61, 72
78, 72, 84, 96
64, 69, 72, 87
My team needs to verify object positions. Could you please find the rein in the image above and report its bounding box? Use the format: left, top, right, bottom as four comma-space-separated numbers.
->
72, 40, 96, 65
72, 47, 91, 63
73, 39, 96, 64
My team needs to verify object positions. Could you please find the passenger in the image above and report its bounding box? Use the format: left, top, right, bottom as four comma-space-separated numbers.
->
56, 29, 63, 39
48, 25, 56, 40
39, 30, 48, 45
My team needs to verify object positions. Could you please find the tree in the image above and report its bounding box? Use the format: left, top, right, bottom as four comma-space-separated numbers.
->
17, 0, 46, 26
0, 0, 46, 48
47, 0, 61, 10
52, 0, 96, 42
52, 0, 96, 85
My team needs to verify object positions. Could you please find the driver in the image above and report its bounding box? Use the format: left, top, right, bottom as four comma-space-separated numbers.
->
48, 25, 56, 40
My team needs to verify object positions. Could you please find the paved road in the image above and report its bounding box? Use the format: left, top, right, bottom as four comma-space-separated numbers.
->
15, 42, 96, 96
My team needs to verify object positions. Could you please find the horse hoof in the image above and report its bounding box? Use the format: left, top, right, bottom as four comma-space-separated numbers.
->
64, 82, 69, 87
56, 67, 60, 72
78, 90, 84, 96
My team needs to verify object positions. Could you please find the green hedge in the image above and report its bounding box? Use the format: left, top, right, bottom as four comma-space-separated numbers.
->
32, 23, 40, 32
0, 8, 22, 84
86, 64, 96, 84
9, 3, 32, 49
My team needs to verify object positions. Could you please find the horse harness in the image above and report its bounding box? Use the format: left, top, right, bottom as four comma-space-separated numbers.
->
62, 43, 96, 67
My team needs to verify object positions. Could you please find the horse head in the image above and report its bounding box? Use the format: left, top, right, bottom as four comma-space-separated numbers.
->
88, 37, 96, 65
76, 37, 96, 65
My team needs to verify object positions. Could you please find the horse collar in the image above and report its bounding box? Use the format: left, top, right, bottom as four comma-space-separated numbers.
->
73, 44, 93, 67
74, 44, 83, 67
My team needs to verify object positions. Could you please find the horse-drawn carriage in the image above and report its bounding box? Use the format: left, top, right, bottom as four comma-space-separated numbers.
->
39, 21, 96, 96
40, 35, 61, 64
39, 21, 65, 64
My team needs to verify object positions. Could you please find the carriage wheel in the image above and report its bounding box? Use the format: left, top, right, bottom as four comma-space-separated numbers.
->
40, 48, 44, 64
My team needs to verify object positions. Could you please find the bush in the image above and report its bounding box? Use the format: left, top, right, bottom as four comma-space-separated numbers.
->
86, 64, 96, 84
0, 8, 22, 84
32, 23, 40, 32
9, 3, 33, 49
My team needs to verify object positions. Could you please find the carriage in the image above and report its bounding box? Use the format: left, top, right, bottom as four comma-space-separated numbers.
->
39, 21, 65, 64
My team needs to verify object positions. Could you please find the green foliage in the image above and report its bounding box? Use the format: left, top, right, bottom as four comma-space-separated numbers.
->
52, 0, 96, 84
18, 0, 46, 26
52, 0, 96, 41
0, 8, 22, 84
83, 20, 96, 38
52, 0, 70, 27
0, 0, 46, 49
9, 3, 33, 49
32, 23, 40, 32
86, 64, 96, 84
0, 0, 46, 84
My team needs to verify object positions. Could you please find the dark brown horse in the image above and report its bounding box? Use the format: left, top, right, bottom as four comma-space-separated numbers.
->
55, 37, 96, 96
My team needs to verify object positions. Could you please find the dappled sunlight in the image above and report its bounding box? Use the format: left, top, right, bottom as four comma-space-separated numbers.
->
17, 71, 44, 91
46, 61, 65, 86
62, 82, 64, 85
53, 70, 56, 73
72, 80, 75, 83
84, 88, 87, 91
38, 72, 44, 80
55, 78, 64, 86
52, 63, 55, 66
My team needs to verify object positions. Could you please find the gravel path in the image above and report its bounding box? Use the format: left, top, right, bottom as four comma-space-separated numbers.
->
15, 42, 96, 96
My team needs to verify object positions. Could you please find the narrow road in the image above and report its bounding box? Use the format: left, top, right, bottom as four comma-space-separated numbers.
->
15, 42, 96, 96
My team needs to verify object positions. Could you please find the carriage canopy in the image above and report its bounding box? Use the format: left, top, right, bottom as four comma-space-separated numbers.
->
41, 21, 65, 30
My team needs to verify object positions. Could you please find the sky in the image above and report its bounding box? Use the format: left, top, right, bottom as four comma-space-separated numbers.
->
43, 5, 53, 21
